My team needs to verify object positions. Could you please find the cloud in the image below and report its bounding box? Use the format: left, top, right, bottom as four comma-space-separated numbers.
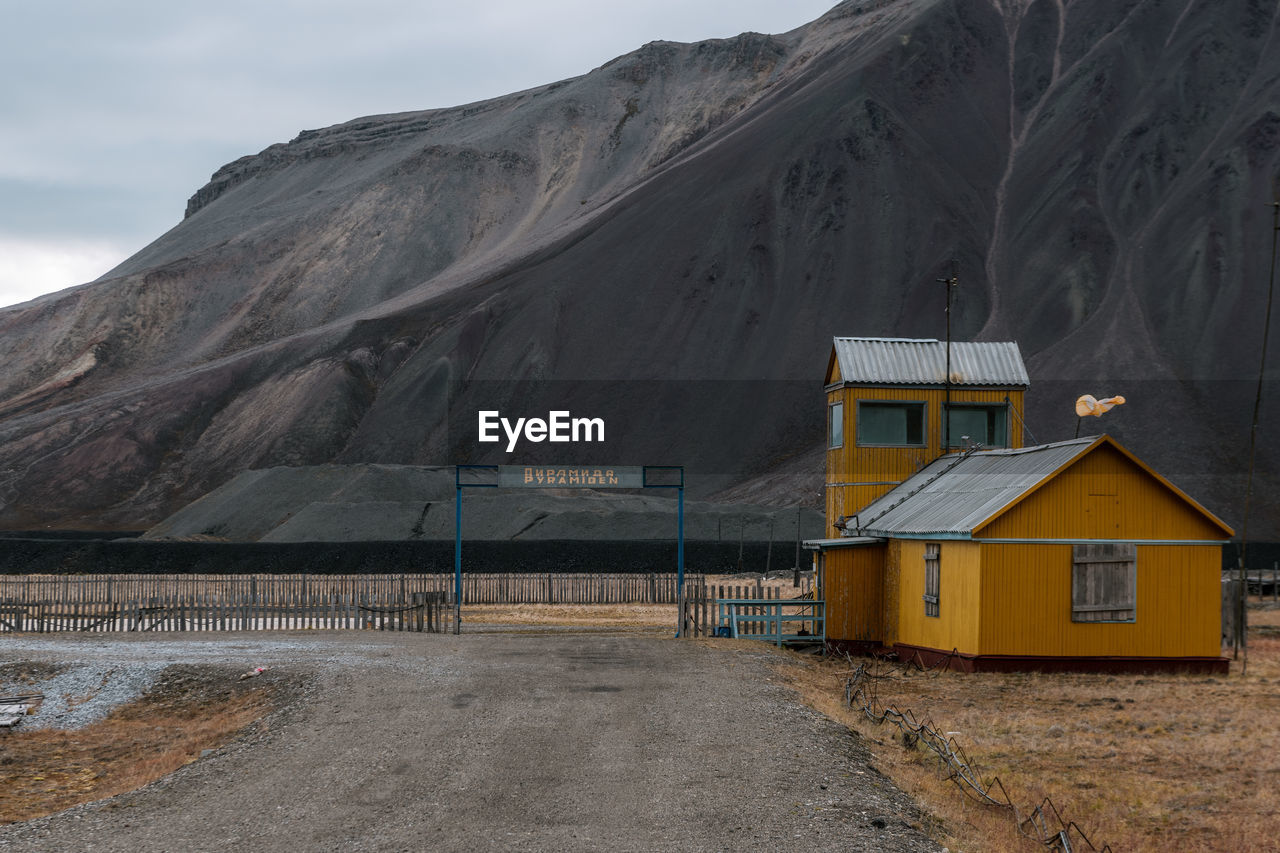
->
0, 237, 130, 309
0, 1, 838, 305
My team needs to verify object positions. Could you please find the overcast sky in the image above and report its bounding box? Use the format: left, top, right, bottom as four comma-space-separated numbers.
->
0, 0, 839, 309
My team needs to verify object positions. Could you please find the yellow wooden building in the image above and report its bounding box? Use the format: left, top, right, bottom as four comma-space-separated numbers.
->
809, 338, 1233, 673
824, 337, 1029, 537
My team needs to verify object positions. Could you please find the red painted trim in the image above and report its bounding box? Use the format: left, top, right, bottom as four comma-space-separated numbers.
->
823, 639, 889, 658
889, 643, 1230, 675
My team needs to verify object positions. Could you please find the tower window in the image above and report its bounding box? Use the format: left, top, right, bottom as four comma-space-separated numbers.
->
946, 404, 1009, 448
857, 401, 926, 446
829, 401, 844, 448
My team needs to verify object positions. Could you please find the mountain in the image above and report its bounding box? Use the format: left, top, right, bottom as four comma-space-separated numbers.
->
136, 463, 825, 543
1, 0, 1278, 534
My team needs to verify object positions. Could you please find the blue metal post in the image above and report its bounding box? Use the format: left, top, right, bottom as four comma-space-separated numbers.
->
454, 481, 462, 635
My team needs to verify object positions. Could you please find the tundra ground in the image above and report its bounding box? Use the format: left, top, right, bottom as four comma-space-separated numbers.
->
786, 603, 1280, 853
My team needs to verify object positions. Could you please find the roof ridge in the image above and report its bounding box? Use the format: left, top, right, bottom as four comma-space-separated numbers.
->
833, 336, 939, 343
959, 436, 1099, 457
831, 337, 1021, 344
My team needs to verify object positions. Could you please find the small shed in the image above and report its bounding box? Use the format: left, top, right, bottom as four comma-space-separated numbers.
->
809, 435, 1233, 672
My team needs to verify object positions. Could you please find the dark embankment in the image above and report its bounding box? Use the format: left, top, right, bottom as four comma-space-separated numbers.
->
0, 538, 805, 576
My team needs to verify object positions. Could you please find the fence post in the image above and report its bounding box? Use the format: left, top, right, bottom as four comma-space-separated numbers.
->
1237, 558, 1248, 656
687, 585, 696, 637
679, 585, 689, 638
1222, 578, 1238, 649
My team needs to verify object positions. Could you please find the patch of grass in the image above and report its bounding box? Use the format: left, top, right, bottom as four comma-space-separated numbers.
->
783, 607, 1280, 852
460, 573, 807, 629
0, 667, 277, 825
464, 603, 677, 627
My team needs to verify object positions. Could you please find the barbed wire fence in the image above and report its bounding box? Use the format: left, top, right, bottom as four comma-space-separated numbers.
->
839, 651, 1113, 853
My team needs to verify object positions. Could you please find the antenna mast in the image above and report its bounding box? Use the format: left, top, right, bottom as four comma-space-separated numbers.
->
937, 261, 959, 452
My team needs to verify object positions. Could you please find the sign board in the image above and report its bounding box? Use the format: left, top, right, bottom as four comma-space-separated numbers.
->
497, 465, 644, 489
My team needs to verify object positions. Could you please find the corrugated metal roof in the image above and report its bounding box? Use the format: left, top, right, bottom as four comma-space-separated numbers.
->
802, 536, 885, 550
832, 337, 1029, 387
853, 437, 1097, 537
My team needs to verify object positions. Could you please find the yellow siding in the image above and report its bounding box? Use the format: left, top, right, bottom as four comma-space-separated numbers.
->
976, 443, 1228, 541
883, 539, 902, 646
820, 544, 885, 643
826, 386, 1025, 535
977, 543, 1222, 657
887, 539, 983, 655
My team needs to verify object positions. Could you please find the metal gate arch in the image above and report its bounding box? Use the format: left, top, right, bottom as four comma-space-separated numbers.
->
453, 465, 685, 635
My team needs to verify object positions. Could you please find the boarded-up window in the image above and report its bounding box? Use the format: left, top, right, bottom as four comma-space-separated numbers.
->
923, 543, 940, 617
1071, 543, 1136, 622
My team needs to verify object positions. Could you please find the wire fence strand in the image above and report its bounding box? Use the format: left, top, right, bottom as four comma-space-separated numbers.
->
839, 651, 1113, 852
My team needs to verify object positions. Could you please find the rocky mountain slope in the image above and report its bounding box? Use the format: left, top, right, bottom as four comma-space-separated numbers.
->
1, 0, 1278, 533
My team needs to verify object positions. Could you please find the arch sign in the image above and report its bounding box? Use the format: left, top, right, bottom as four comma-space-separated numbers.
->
498, 465, 645, 489
453, 465, 686, 635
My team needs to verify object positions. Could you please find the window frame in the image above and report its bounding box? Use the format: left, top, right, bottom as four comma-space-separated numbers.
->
944, 402, 1011, 449
1071, 543, 1137, 623
856, 400, 928, 448
923, 542, 940, 618
829, 400, 844, 449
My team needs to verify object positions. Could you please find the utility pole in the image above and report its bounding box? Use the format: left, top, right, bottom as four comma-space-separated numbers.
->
1240, 200, 1280, 670
793, 504, 802, 588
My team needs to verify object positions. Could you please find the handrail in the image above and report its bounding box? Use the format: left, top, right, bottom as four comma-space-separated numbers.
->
716, 598, 826, 647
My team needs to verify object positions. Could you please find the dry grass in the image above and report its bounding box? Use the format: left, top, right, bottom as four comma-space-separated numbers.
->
464, 602, 677, 627
784, 602, 1280, 853
460, 572, 807, 629
0, 668, 277, 825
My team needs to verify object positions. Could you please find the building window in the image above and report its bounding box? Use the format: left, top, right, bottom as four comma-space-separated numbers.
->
923, 543, 940, 617
829, 401, 844, 448
857, 401, 926, 446
1071, 543, 1136, 622
946, 404, 1009, 448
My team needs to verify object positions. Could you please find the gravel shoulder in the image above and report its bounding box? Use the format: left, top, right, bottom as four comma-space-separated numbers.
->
0, 631, 941, 853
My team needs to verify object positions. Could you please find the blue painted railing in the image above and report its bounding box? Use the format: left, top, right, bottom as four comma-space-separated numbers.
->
716, 598, 825, 647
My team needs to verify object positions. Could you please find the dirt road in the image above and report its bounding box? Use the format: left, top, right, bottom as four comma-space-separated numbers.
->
0, 631, 940, 852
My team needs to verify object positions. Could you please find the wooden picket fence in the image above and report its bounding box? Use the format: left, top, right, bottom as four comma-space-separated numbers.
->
0, 572, 706, 633
461, 571, 701, 604
0, 573, 817, 635
0, 574, 443, 606
0, 593, 447, 634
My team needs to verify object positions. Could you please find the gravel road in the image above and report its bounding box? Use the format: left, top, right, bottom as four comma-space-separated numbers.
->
0, 631, 942, 853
